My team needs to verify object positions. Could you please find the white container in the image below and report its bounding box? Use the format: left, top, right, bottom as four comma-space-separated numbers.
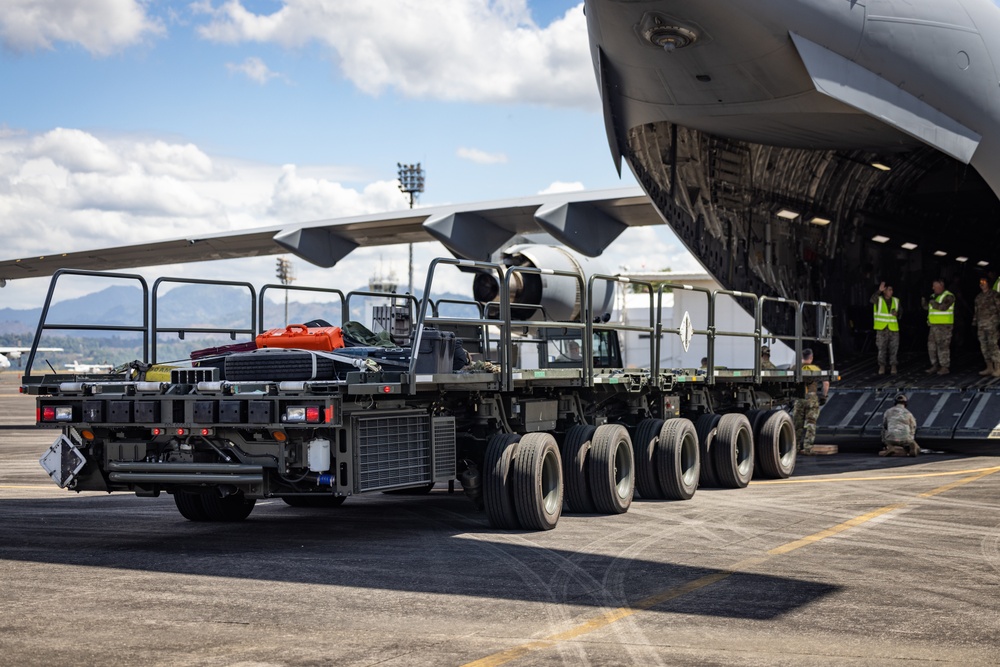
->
307, 438, 331, 473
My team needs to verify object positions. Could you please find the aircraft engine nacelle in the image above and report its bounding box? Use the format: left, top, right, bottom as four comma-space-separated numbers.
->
472, 244, 615, 323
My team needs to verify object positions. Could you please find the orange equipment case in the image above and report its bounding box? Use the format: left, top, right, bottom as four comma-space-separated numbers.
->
255, 324, 345, 351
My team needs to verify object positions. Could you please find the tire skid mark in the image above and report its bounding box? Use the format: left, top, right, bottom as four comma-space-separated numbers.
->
462, 466, 1000, 667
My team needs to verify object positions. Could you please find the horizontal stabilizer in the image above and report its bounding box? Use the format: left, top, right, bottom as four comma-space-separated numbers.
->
790, 32, 981, 163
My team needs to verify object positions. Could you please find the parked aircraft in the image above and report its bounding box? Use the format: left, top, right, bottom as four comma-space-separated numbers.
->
0, 346, 63, 369
584, 0, 1000, 359
64, 361, 114, 374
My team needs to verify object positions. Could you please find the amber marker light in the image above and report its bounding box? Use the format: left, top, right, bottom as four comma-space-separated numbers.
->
273, 431, 288, 442
81, 430, 95, 441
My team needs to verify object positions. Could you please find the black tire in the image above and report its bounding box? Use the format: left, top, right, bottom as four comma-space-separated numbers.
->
173, 491, 209, 521
483, 433, 522, 529
632, 418, 665, 499
281, 495, 348, 508
713, 413, 755, 489
655, 418, 700, 500
511, 433, 563, 531
200, 490, 256, 521
757, 409, 797, 479
747, 409, 771, 477
588, 424, 634, 514
561, 425, 597, 513
695, 414, 722, 488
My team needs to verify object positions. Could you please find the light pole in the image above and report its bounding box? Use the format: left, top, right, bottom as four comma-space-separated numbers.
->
275, 256, 295, 326
397, 162, 425, 294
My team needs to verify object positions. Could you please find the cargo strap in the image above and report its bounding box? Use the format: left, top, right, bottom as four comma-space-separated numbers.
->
309, 350, 384, 377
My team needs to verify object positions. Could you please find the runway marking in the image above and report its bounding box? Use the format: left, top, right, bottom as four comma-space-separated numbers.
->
462, 467, 1000, 667
753, 464, 1000, 485
766, 504, 904, 555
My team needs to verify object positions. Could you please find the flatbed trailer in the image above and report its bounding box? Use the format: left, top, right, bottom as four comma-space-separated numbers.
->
23, 256, 835, 530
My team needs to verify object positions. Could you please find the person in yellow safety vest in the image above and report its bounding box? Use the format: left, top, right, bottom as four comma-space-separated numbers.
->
920, 278, 956, 375
870, 281, 900, 375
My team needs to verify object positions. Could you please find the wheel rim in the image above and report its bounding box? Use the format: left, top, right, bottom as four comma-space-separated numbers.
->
680, 431, 698, 486
541, 448, 561, 514
735, 426, 753, 476
614, 438, 633, 499
777, 419, 795, 465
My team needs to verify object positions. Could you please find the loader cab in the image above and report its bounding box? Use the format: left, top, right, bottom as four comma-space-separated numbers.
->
540, 330, 623, 370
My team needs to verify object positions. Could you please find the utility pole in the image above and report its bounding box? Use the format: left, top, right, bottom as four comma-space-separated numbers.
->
397, 162, 425, 294
275, 256, 295, 326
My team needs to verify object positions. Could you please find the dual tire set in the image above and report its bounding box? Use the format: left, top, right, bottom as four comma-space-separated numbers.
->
483, 409, 796, 531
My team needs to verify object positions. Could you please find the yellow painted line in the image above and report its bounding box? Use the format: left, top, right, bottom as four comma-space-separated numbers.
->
0, 484, 53, 490
752, 465, 1000, 485
919, 467, 1000, 498
463, 466, 1000, 667
766, 504, 904, 555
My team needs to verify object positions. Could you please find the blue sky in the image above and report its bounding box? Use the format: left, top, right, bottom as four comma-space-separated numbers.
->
0, 0, 698, 310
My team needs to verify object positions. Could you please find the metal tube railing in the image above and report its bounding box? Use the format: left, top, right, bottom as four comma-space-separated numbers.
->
24, 269, 150, 377
151, 277, 256, 364
259, 285, 346, 331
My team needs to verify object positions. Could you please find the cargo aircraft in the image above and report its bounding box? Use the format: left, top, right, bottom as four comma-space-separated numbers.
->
1, 0, 999, 373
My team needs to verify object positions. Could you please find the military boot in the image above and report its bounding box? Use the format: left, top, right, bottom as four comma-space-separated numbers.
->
992, 364, 1000, 378
890, 365, 898, 375
980, 361, 993, 376
878, 365, 885, 375
926, 364, 939, 374
909, 443, 919, 457
937, 366, 950, 375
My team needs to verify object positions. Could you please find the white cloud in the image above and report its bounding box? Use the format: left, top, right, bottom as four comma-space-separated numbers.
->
28, 128, 124, 174
195, 1, 597, 108
538, 180, 584, 194
226, 56, 285, 84
0, 0, 163, 56
0, 128, 404, 266
456, 147, 508, 165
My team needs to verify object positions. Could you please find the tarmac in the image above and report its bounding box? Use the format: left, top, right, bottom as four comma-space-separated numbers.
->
1, 370, 999, 666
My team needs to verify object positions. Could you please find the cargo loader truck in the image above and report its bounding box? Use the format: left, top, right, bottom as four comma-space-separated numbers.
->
23, 247, 835, 530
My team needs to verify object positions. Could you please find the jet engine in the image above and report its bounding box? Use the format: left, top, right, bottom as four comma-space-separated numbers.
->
472, 245, 615, 323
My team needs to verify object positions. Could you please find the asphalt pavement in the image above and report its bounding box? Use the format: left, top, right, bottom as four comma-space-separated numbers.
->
1, 375, 998, 666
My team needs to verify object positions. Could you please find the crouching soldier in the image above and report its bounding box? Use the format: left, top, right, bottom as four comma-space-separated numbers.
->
880, 393, 919, 457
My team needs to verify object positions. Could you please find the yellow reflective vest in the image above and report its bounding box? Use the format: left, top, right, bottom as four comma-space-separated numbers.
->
927, 291, 955, 325
873, 297, 899, 331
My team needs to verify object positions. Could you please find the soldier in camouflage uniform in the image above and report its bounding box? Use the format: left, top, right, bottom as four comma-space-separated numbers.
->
792, 348, 829, 455
972, 277, 1000, 377
761, 345, 777, 370
921, 279, 956, 375
880, 393, 918, 457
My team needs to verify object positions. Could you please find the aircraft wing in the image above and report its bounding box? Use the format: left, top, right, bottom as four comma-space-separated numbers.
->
0, 187, 657, 284
0, 347, 63, 354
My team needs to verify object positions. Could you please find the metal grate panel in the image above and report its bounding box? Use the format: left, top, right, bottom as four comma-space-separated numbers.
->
355, 412, 431, 492
431, 417, 457, 482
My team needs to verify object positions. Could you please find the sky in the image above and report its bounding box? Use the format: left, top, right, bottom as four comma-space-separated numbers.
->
0, 0, 701, 312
